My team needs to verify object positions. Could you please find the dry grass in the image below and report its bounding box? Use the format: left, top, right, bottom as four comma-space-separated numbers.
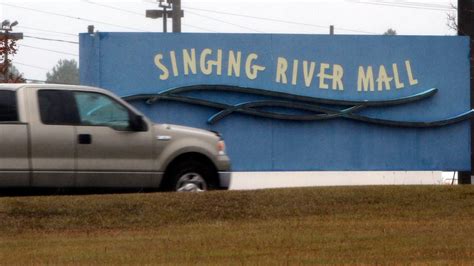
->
1, 186, 474, 264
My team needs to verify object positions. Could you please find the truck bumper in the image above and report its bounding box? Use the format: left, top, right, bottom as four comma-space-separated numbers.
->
218, 171, 232, 189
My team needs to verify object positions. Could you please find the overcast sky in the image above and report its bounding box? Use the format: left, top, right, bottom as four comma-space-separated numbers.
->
0, 0, 457, 82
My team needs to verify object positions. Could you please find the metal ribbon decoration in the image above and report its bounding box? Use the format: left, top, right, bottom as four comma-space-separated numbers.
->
123, 85, 474, 127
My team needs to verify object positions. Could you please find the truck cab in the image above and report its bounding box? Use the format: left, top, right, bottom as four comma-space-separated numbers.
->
0, 84, 231, 191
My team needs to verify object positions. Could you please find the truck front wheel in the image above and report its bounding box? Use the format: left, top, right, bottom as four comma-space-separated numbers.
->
164, 160, 218, 192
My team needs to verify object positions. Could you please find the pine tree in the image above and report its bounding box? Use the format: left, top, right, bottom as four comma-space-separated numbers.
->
46, 59, 79, 85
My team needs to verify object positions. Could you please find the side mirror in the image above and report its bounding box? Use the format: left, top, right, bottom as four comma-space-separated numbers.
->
129, 114, 148, 132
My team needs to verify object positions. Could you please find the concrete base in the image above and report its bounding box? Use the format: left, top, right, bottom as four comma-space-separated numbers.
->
229, 171, 444, 190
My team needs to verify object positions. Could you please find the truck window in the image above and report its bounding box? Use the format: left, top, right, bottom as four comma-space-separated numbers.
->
0, 90, 18, 122
38, 90, 80, 125
74, 91, 131, 130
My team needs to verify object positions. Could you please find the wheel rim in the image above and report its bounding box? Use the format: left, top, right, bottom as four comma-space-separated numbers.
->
176, 172, 207, 192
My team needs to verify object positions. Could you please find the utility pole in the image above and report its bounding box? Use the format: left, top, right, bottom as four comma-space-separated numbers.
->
0, 20, 23, 83
171, 0, 183, 33
458, 0, 474, 184
146, 0, 184, 33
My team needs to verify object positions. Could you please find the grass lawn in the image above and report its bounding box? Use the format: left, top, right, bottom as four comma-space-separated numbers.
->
1, 186, 474, 264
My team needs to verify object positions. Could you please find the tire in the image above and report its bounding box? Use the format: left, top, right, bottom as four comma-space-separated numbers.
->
164, 160, 218, 192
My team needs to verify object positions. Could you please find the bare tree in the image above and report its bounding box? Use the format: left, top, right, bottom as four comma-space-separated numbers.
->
447, 3, 458, 33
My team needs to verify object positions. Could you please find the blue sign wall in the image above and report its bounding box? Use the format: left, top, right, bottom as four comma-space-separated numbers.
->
80, 33, 471, 171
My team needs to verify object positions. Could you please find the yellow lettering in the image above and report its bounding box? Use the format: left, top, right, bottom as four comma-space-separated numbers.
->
392, 63, 404, 89
154, 54, 169, 80
302, 61, 315, 88
317, 63, 330, 89
170, 51, 179, 77
357, 66, 374, 92
200, 48, 222, 76
405, 60, 418, 86
245, 53, 265, 80
275, 57, 288, 84
332, 64, 344, 91
183, 49, 197, 75
227, 50, 241, 77
376, 65, 393, 91
200, 48, 213, 75
216, 49, 223, 75
291, 59, 298, 85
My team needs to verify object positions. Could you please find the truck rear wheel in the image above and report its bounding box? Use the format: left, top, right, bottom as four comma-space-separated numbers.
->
164, 160, 218, 192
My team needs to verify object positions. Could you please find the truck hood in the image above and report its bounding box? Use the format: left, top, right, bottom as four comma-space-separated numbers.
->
153, 123, 218, 138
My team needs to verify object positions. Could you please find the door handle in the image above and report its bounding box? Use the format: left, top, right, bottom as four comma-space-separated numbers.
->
78, 134, 92, 144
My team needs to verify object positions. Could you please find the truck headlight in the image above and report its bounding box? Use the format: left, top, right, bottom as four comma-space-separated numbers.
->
217, 140, 226, 155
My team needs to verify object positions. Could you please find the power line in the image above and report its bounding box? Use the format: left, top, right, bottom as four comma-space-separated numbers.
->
185, 6, 329, 29
186, 10, 264, 33
86, 0, 215, 32
348, 0, 452, 11
1, 3, 146, 31
85, 0, 216, 32
373, 0, 451, 10
184, 6, 376, 34
85, 0, 143, 16
17, 25, 77, 37
23, 31, 77, 39
335, 27, 377, 34
181, 23, 217, 32
19, 44, 79, 57
13, 62, 50, 71
24, 35, 79, 44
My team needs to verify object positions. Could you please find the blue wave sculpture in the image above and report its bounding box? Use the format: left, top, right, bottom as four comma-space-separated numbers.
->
123, 85, 474, 127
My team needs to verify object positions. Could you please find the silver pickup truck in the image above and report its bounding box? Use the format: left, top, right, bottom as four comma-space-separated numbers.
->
0, 84, 231, 192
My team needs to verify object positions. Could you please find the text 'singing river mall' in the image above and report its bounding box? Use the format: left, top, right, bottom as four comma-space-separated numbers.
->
154, 48, 420, 93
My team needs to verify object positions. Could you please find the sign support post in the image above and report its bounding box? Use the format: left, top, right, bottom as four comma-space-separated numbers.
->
458, 0, 474, 184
